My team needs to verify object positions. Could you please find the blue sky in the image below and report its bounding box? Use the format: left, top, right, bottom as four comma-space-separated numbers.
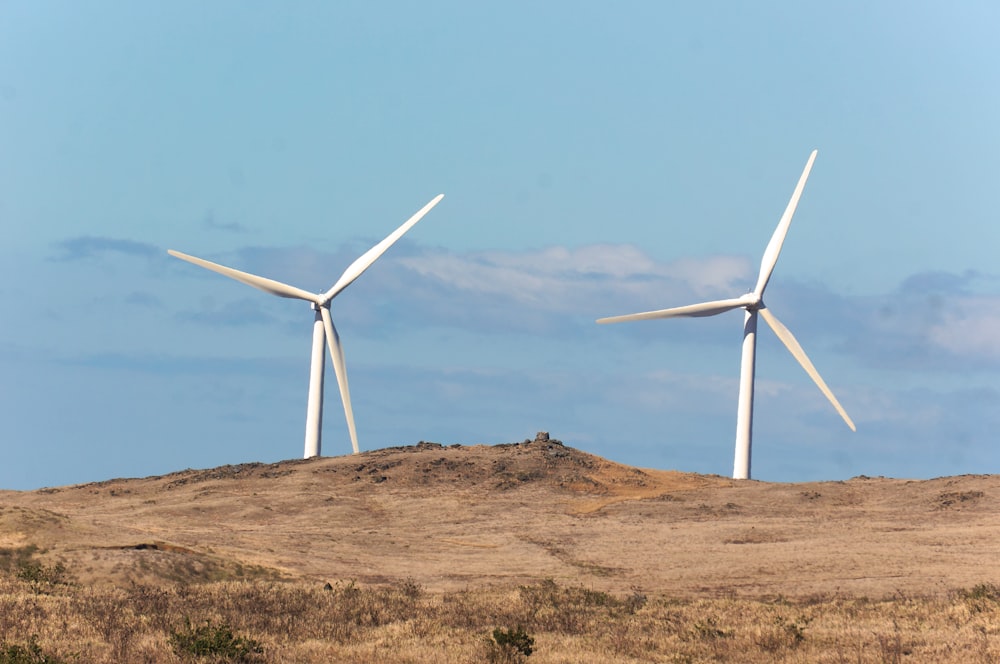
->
2, 2, 998, 490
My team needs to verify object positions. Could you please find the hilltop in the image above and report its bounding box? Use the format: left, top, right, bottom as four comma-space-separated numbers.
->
1, 433, 997, 599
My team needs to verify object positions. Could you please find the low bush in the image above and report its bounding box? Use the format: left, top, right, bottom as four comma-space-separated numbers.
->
485, 625, 534, 663
169, 619, 263, 663
15, 561, 69, 593
0, 635, 66, 664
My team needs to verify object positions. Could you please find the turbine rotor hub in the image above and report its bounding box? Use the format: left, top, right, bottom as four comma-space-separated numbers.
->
743, 293, 763, 311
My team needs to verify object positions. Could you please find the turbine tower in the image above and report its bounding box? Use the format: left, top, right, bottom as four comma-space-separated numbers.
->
168, 194, 444, 458
597, 151, 854, 480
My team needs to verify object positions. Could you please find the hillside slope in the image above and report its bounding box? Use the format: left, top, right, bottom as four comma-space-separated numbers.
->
1, 433, 997, 598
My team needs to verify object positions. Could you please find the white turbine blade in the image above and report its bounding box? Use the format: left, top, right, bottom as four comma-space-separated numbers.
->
758, 306, 856, 431
322, 194, 444, 302
167, 250, 320, 303
753, 150, 817, 298
319, 306, 360, 454
597, 295, 754, 324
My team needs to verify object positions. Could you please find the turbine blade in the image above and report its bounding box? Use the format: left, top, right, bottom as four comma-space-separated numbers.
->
597, 296, 753, 324
753, 150, 817, 297
758, 306, 856, 431
322, 194, 444, 302
167, 250, 320, 302
319, 306, 360, 454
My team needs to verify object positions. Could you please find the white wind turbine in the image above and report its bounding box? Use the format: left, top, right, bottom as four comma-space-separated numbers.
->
597, 151, 854, 480
168, 194, 444, 459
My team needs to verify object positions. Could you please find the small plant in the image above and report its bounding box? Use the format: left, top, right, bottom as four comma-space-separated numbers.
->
961, 583, 1000, 602
756, 615, 807, 651
0, 544, 40, 574
169, 619, 263, 662
784, 617, 807, 645
398, 577, 423, 599
485, 625, 534, 663
624, 591, 648, 614
338, 579, 361, 600
689, 618, 731, 641
958, 583, 1000, 615
876, 626, 907, 664
0, 635, 66, 664
15, 560, 69, 593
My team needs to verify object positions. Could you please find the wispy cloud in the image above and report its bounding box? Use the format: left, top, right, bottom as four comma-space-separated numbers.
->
157, 239, 1000, 374
838, 270, 1000, 371
926, 297, 1000, 364
366, 244, 756, 338
202, 211, 247, 234
51, 236, 160, 262
164, 242, 753, 337
164, 240, 752, 315
399, 244, 753, 309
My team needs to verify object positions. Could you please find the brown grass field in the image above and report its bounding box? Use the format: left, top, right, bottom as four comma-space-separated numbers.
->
0, 433, 997, 662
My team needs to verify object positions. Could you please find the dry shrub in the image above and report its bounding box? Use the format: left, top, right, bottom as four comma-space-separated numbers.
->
752, 615, 807, 652
484, 625, 534, 664
0, 567, 997, 663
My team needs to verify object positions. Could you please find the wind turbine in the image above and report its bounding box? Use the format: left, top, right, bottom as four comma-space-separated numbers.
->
597, 151, 854, 480
168, 194, 444, 459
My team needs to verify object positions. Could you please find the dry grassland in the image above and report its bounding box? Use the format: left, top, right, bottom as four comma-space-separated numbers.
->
0, 434, 997, 662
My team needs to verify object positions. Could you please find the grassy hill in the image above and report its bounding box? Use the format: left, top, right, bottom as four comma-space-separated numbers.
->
0, 433, 997, 661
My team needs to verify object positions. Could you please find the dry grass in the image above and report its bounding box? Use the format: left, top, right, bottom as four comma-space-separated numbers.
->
1, 435, 998, 661
0, 574, 998, 663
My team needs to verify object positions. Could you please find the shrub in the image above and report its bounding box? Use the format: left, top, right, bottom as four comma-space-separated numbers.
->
755, 615, 807, 651
485, 625, 534, 663
689, 618, 731, 641
397, 577, 423, 600
0, 635, 66, 664
169, 619, 263, 662
15, 561, 69, 594
623, 591, 647, 614
0, 546, 40, 574
961, 583, 1000, 602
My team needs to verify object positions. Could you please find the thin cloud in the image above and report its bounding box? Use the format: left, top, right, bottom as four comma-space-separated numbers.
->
385, 244, 754, 339
896, 270, 981, 295
927, 297, 1000, 363
202, 211, 248, 234
839, 270, 1000, 371
51, 236, 160, 262
399, 244, 753, 309
160, 241, 1000, 373
172, 241, 753, 323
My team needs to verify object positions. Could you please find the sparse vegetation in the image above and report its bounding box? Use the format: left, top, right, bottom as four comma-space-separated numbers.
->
960, 582, 1000, 602
0, 545, 40, 574
937, 490, 985, 508
0, 443, 997, 662
958, 582, 1000, 614
0, 635, 67, 664
485, 625, 534, 663
169, 619, 263, 662
0, 570, 996, 662
15, 560, 69, 593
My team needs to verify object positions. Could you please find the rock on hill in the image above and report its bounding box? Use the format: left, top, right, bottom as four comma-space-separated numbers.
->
1, 433, 997, 598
